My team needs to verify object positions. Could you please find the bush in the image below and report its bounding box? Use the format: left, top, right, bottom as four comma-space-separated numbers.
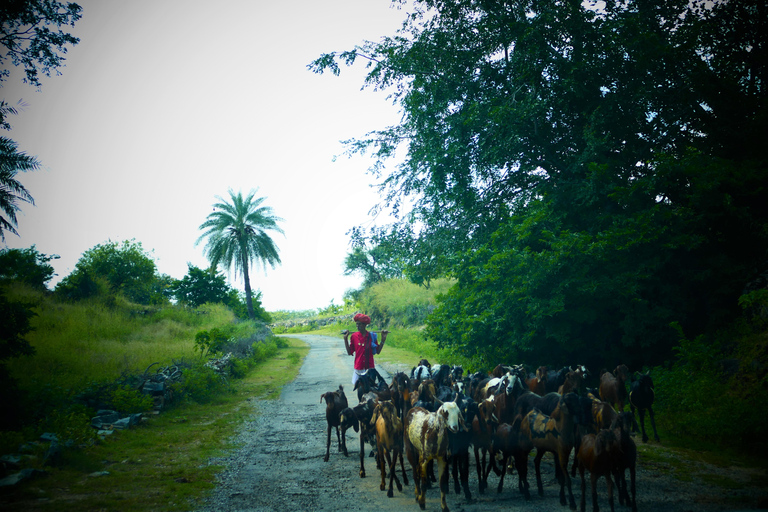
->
171, 365, 229, 404
108, 384, 154, 414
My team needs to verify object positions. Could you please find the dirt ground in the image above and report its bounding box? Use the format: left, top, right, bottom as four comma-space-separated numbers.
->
195, 334, 767, 512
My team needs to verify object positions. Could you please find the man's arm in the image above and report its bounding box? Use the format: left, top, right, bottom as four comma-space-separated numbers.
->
343, 330, 352, 355
377, 330, 389, 354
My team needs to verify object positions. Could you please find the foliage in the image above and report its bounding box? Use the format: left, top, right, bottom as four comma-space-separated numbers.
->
312, 0, 768, 369
0, 289, 36, 363
652, 325, 768, 457
55, 239, 164, 305
197, 189, 284, 320
108, 384, 154, 414
193, 327, 232, 358
171, 364, 229, 404
172, 264, 230, 307
39, 406, 96, 446
0, 136, 39, 241
0, 0, 82, 89
357, 277, 454, 328
0, 245, 58, 288
344, 226, 404, 287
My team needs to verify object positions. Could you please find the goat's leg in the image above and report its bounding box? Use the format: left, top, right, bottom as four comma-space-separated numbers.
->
451, 454, 460, 495
359, 436, 366, 478
637, 409, 649, 443
559, 450, 577, 510
377, 445, 387, 492
335, 425, 344, 453
384, 449, 396, 497
534, 449, 545, 497
475, 447, 486, 494
324, 425, 332, 462
579, 464, 587, 512
460, 452, 472, 500
607, 472, 615, 512
648, 406, 660, 442
397, 447, 409, 487
629, 466, 637, 512
515, 451, 531, 500
590, 472, 599, 512
439, 456, 450, 512
497, 453, 508, 494
613, 468, 627, 506
418, 459, 429, 509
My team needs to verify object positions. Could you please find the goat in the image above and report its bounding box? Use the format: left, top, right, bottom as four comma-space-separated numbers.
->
354, 368, 390, 402
514, 391, 562, 419
577, 428, 620, 512
404, 401, 467, 512
341, 393, 379, 478
526, 365, 549, 396
449, 365, 464, 388
559, 369, 586, 395
610, 412, 638, 512
371, 400, 409, 496
472, 396, 498, 494
586, 391, 618, 431
546, 366, 572, 394
431, 364, 451, 387
449, 394, 476, 501
411, 364, 431, 383
320, 385, 349, 462
491, 421, 532, 499
629, 371, 660, 443
519, 392, 584, 510
390, 371, 412, 421
599, 365, 630, 413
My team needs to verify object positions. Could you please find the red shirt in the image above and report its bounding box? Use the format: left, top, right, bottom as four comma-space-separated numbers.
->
349, 331, 376, 370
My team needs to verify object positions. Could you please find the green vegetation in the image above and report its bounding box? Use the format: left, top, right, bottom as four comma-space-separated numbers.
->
0, 336, 308, 512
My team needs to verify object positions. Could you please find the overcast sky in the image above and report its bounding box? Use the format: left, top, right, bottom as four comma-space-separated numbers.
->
3, 0, 407, 311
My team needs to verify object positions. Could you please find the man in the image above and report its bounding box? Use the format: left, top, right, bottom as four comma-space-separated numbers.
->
343, 313, 388, 386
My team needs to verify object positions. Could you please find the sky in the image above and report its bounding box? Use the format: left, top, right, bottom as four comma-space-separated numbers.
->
3, 0, 408, 311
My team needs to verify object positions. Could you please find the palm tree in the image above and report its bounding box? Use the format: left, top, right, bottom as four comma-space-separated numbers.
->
196, 189, 284, 320
0, 136, 38, 242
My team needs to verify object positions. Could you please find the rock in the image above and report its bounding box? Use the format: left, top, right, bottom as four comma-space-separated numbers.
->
87, 471, 110, 478
39, 432, 59, 443
0, 468, 47, 488
0, 454, 21, 470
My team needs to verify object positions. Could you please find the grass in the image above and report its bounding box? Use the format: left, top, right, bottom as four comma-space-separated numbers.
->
0, 337, 309, 512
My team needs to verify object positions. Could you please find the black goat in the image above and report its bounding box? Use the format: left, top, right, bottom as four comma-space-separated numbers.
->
629, 371, 660, 443
321, 385, 349, 462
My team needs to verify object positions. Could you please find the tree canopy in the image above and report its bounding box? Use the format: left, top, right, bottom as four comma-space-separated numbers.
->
312, 0, 768, 369
55, 239, 161, 304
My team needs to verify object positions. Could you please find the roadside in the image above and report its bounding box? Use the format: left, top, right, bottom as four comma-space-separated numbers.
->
196, 334, 768, 512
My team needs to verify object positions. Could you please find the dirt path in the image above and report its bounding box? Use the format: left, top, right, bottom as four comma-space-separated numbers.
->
196, 334, 766, 512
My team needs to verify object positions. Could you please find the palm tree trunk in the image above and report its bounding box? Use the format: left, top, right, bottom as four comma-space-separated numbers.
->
241, 253, 255, 319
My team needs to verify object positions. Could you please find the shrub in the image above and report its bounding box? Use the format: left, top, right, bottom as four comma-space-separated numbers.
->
108, 384, 154, 414
171, 365, 229, 404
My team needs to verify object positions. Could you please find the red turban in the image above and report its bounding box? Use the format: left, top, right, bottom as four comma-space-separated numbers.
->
353, 313, 371, 325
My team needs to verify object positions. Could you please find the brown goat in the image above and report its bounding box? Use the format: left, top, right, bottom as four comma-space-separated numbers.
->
611, 412, 638, 512
471, 396, 498, 494
599, 365, 630, 412
519, 392, 583, 510
559, 369, 586, 395
320, 385, 349, 462
526, 366, 549, 396
587, 391, 618, 431
577, 428, 619, 512
371, 400, 409, 497
491, 421, 532, 499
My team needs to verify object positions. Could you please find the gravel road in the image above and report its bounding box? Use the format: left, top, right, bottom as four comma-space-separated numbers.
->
196, 334, 766, 512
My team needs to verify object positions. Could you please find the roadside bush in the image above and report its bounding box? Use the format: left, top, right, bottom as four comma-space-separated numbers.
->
40, 406, 97, 447
252, 339, 279, 362
172, 365, 229, 404
108, 384, 154, 414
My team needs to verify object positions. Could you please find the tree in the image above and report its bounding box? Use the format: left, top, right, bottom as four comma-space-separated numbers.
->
55, 239, 161, 304
173, 264, 232, 308
0, 245, 58, 289
312, 0, 768, 367
0, 1, 82, 88
197, 190, 284, 320
0, 135, 38, 241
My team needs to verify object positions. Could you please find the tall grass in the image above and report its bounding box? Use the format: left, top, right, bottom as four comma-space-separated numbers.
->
4, 285, 256, 405
358, 278, 455, 328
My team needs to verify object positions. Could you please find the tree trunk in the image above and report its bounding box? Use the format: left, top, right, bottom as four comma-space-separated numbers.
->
242, 253, 255, 320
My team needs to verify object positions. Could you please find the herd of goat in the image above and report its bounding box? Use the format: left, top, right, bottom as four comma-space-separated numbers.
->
321, 360, 660, 512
